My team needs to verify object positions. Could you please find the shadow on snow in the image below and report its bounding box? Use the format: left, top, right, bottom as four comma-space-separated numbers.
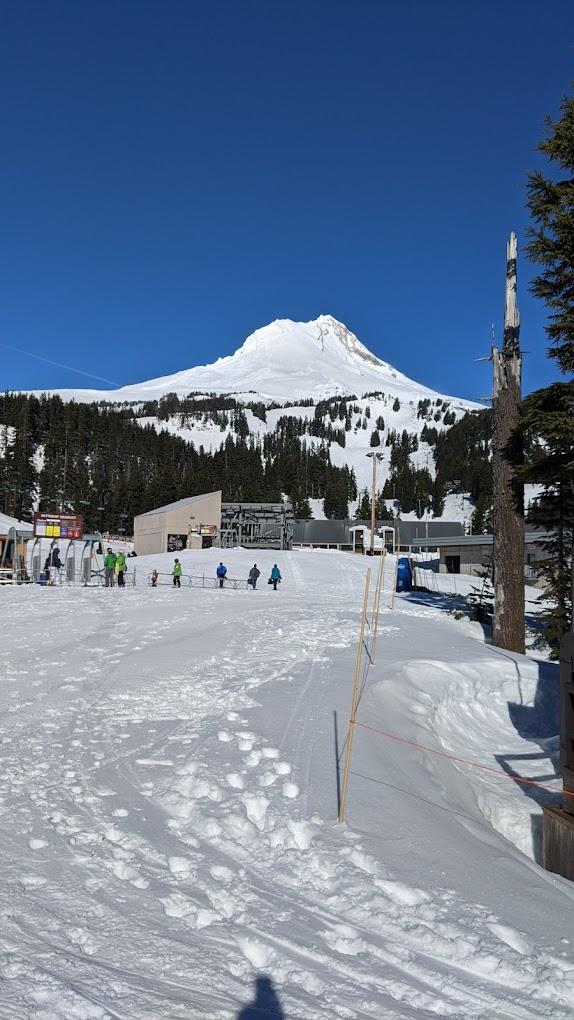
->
235, 975, 284, 1019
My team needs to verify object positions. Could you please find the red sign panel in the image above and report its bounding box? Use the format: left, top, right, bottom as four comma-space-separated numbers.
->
34, 512, 84, 540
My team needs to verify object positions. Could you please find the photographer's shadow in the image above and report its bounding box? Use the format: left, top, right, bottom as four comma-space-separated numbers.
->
236, 975, 284, 1019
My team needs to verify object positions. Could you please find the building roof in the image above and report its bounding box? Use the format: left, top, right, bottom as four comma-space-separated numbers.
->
0, 511, 33, 535
293, 520, 350, 543
135, 491, 221, 519
291, 519, 466, 545
395, 520, 465, 543
413, 531, 554, 548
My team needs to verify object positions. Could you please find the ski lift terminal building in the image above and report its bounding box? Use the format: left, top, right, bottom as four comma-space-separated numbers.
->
133, 491, 223, 555
133, 492, 295, 554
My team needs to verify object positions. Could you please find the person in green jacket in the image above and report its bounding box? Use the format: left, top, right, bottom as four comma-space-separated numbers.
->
116, 550, 127, 587
172, 558, 182, 588
104, 549, 117, 587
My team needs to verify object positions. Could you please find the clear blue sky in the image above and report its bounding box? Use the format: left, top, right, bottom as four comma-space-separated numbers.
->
0, 0, 572, 399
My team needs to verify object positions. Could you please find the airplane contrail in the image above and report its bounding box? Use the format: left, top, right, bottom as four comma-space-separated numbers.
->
0, 342, 120, 388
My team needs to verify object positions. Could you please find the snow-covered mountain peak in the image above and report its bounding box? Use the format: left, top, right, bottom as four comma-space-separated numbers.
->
239, 315, 386, 371
32, 314, 479, 411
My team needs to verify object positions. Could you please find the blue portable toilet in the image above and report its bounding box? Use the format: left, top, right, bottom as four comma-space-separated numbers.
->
396, 557, 413, 593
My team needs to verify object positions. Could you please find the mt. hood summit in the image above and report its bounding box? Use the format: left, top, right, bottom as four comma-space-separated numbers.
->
40, 315, 477, 408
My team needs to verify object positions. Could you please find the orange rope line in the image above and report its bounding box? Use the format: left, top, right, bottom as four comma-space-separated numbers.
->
353, 720, 561, 794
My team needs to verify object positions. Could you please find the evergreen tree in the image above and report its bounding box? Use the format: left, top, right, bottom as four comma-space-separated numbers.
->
355, 491, 371, 521
323, 475, 349, 519
520, 383, 574, 654
526, 88, 574, 374
522, 85, 574, 649
369, 429, 381, 447
375, 492, 393, 521
470, 494, 492, 535
431, 477, 446, 518
292, 490, 313, 519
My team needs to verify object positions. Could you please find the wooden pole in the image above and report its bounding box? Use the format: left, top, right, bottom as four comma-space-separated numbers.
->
370, 551, 385, 663
492, 232, 525, 654
391, 553, 399, 609
368, 454, 379, 555
338, 567, 371, 823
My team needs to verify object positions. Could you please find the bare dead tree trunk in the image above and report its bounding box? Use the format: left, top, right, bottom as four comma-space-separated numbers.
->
492, 232, 525, 654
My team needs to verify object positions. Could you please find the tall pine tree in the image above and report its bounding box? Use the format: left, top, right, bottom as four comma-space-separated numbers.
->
524, 86, 574, 651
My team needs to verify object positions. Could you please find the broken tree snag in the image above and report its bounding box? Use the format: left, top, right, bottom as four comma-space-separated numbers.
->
492, 232, 525, 654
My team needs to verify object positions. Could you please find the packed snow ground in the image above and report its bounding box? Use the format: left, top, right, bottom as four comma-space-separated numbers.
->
1, 549, 573, 1019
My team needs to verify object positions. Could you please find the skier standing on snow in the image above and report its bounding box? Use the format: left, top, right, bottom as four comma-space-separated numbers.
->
248, 564, 260, 589
150, 569, 158, 587
116, 549, 127, 587
104, 548, 117, 587
172, 558, 182, 588
269, 564, 282, 591
216, 562, 227, 588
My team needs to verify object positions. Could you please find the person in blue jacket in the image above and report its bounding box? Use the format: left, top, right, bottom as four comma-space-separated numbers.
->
216, 562, 227, 588
269, 564, 282, 591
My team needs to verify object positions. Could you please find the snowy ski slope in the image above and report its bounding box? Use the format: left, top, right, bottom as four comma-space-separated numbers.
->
0, 549, 572, 1018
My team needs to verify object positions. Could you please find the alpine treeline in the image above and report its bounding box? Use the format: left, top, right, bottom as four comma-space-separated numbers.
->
0, 393, 357, 532
1, 389, 503, 531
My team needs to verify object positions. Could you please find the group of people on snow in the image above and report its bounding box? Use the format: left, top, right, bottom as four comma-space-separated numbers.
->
104, 548, 127, 587
40, 545, 282, 593
152, 560, 282, 591
217, 561, 282, 590
41, 545, 129, 586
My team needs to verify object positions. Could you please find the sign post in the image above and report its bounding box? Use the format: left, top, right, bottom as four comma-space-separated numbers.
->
34, 512, 84, 540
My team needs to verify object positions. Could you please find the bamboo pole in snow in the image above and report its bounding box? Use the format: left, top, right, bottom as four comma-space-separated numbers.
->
370, 551, 385, 663
391, 553, 399, 609
338, 567, 371, 823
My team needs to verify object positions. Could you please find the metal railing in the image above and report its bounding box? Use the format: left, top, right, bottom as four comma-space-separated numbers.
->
148, 572, 249, 590
0, 567, 33, 585
28, 567, 137, 588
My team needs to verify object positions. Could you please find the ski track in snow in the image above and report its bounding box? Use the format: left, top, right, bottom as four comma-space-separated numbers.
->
0, 548, 573, 1019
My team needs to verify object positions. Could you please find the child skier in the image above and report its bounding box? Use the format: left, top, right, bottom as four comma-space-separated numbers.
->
216, 562, 227, 588
172, 558, 182, 588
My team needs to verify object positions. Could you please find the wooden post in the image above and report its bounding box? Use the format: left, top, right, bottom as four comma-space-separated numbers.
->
370, 455, 377, 555
391, 554, 399, 609
370, 552, 385, 663
338, 567, 371, 823
492, 232, 525, 654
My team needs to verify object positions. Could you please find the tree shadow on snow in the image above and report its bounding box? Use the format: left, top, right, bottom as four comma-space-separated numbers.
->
235, 975, 285, 1019
400, 588, 494, 638
502, 657, 562, 865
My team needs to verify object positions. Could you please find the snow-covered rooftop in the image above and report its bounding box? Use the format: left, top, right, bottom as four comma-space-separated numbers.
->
0, 510, 33, 535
